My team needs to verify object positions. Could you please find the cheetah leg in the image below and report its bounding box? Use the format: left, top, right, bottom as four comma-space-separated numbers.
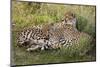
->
40, 44, 49, 50
26, 45, 40, 51
40, 46, 45, 50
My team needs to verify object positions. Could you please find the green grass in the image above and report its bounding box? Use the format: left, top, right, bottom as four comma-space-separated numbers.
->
12, 32, 95, 66
11, 1, 96, 66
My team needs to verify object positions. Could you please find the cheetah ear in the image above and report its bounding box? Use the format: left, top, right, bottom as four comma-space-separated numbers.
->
70, 12, 76, 18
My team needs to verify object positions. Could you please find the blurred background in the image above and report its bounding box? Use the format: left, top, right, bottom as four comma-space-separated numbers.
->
12, 1, 96, 38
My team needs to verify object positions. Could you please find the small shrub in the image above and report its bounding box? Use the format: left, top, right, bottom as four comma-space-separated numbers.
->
76, 15, 88, 32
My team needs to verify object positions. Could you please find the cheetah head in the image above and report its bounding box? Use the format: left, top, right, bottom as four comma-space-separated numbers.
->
61, 12, 76, 27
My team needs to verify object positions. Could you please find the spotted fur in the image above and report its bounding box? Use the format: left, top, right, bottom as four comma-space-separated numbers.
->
17, 12, 91, 51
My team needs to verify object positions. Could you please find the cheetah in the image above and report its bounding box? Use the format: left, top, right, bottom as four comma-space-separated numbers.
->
17, 26, 50, 51
44, 12, 91, 50
17, 12, 92, 53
